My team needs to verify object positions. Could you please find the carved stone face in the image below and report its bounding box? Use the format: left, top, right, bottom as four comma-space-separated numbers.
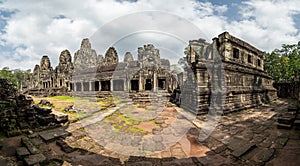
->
59, 50, 71, 64
40, 56, 50, 70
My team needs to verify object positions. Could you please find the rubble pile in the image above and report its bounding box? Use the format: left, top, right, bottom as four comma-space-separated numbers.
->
277, 100, 300, 129
0, 79, 68, 136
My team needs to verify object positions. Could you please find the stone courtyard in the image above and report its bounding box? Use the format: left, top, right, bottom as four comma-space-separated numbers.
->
0, 31, 298, 165
0, 97, 299, 165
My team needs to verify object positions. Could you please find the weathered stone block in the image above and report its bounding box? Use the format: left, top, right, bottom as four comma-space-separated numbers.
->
24, 154, 46, 166
16, 147, 30, 159
39, 128, 70, 143
232, 143, 256, 158
277, 123, 293, 129
56, 139, 75, 153
21, 137, 39, 154
37, 114, 55, 126
33, 105, 52, 115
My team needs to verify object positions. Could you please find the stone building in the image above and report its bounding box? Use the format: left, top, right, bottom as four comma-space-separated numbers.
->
24, 39, 175, 98
177, 32, 277, 114
24, 32, 277, 114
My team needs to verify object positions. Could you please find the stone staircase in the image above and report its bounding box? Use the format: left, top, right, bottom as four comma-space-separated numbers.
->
129, 90, 171, 103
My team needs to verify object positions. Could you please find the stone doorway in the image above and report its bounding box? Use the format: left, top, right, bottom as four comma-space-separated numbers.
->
70, 83, 74, 91
95, 81, 100, 91
158, 79, 166, 90
131, 80, 139, 91
101, 81, 110, 91
145, 79, 152, 90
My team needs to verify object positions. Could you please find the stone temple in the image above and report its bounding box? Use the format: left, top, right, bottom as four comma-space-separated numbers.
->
23, 32, 277, 114
23, 39, 175, 100
175, 32, 277, 114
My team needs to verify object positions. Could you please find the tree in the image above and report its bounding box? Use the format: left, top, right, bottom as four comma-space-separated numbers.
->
0, 67, 29, 89
264, 43, 300, 82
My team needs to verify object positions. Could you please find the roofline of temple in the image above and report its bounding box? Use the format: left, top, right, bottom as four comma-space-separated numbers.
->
218, 31, 265, 58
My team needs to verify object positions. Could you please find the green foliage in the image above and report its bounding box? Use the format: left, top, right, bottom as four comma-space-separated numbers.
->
0, 67, 31, 89
264, 43, 300, 82
50, 96, 75, 101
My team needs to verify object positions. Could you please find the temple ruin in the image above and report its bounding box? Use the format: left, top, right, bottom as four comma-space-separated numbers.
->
23, 32, 277, 114
23, 39, 175, 99
176, 32, 277, 114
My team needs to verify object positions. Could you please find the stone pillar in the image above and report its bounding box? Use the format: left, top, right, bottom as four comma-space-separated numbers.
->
111, 79, 113, 91
124, 79, 127, 91
128, 80, 130, 92
139, 72, 143, 92
81, 82, 84, 92
99, 81, 101, 91
89, 81, 92, 91
153, 71, 157, 92
74, 82, 77, 91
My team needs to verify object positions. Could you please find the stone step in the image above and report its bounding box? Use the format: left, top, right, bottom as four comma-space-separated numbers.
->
21, 137, 39, 155
277, 116, 295, 124
16, 147, 30, 160
39, 128, 71, 143
277, 123, 293, 129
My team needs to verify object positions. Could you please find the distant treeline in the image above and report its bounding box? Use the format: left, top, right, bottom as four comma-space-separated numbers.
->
264, 43, 300, 82
0, 67, 31, 89
1, 42, 299, 89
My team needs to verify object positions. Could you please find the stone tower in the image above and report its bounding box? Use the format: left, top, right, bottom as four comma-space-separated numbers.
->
74, 38, 98, 69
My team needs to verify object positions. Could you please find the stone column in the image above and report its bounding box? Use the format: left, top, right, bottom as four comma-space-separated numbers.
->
99, 81, 101, 91
81, 82, 84, 92
89, 81, 92, 91
153, 71, 157, 92
74, 82, 77, 91
124, 79, 127, 91
111, 79, 113, 91
139, 72, 143, 92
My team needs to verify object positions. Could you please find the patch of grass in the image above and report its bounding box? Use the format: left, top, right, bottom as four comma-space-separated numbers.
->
50, 96, 75, 101
33, 100, 40, 105
104, 111, 150, 135
126, 126, 147, 134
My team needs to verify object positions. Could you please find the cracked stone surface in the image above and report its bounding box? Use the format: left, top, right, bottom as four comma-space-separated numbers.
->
1, 98, 300, 165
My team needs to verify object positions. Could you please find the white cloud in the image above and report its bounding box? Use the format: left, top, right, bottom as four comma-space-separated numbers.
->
0, 0, 299, 70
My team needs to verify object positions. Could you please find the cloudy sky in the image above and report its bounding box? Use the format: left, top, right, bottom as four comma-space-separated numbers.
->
0, 0, 300, 70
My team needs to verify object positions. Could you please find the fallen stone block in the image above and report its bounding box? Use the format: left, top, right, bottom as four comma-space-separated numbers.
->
39, 128, 71, 143
33, 105, 52, 115
277, 116, 294, 124
232, 143, 256, 158
295, 114, 300, 120
228, 137, 248, 151
294, 120, 300, 130
253, 148, 275, 163
37, 114, 55, 126
39, 99, 52, 106
277, 123, 293, 129
51, 110, 68, 123
24, 153, 46, 166
16, 147, 30, 160
56, 139, 75, 153
21, 137, 39, 154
